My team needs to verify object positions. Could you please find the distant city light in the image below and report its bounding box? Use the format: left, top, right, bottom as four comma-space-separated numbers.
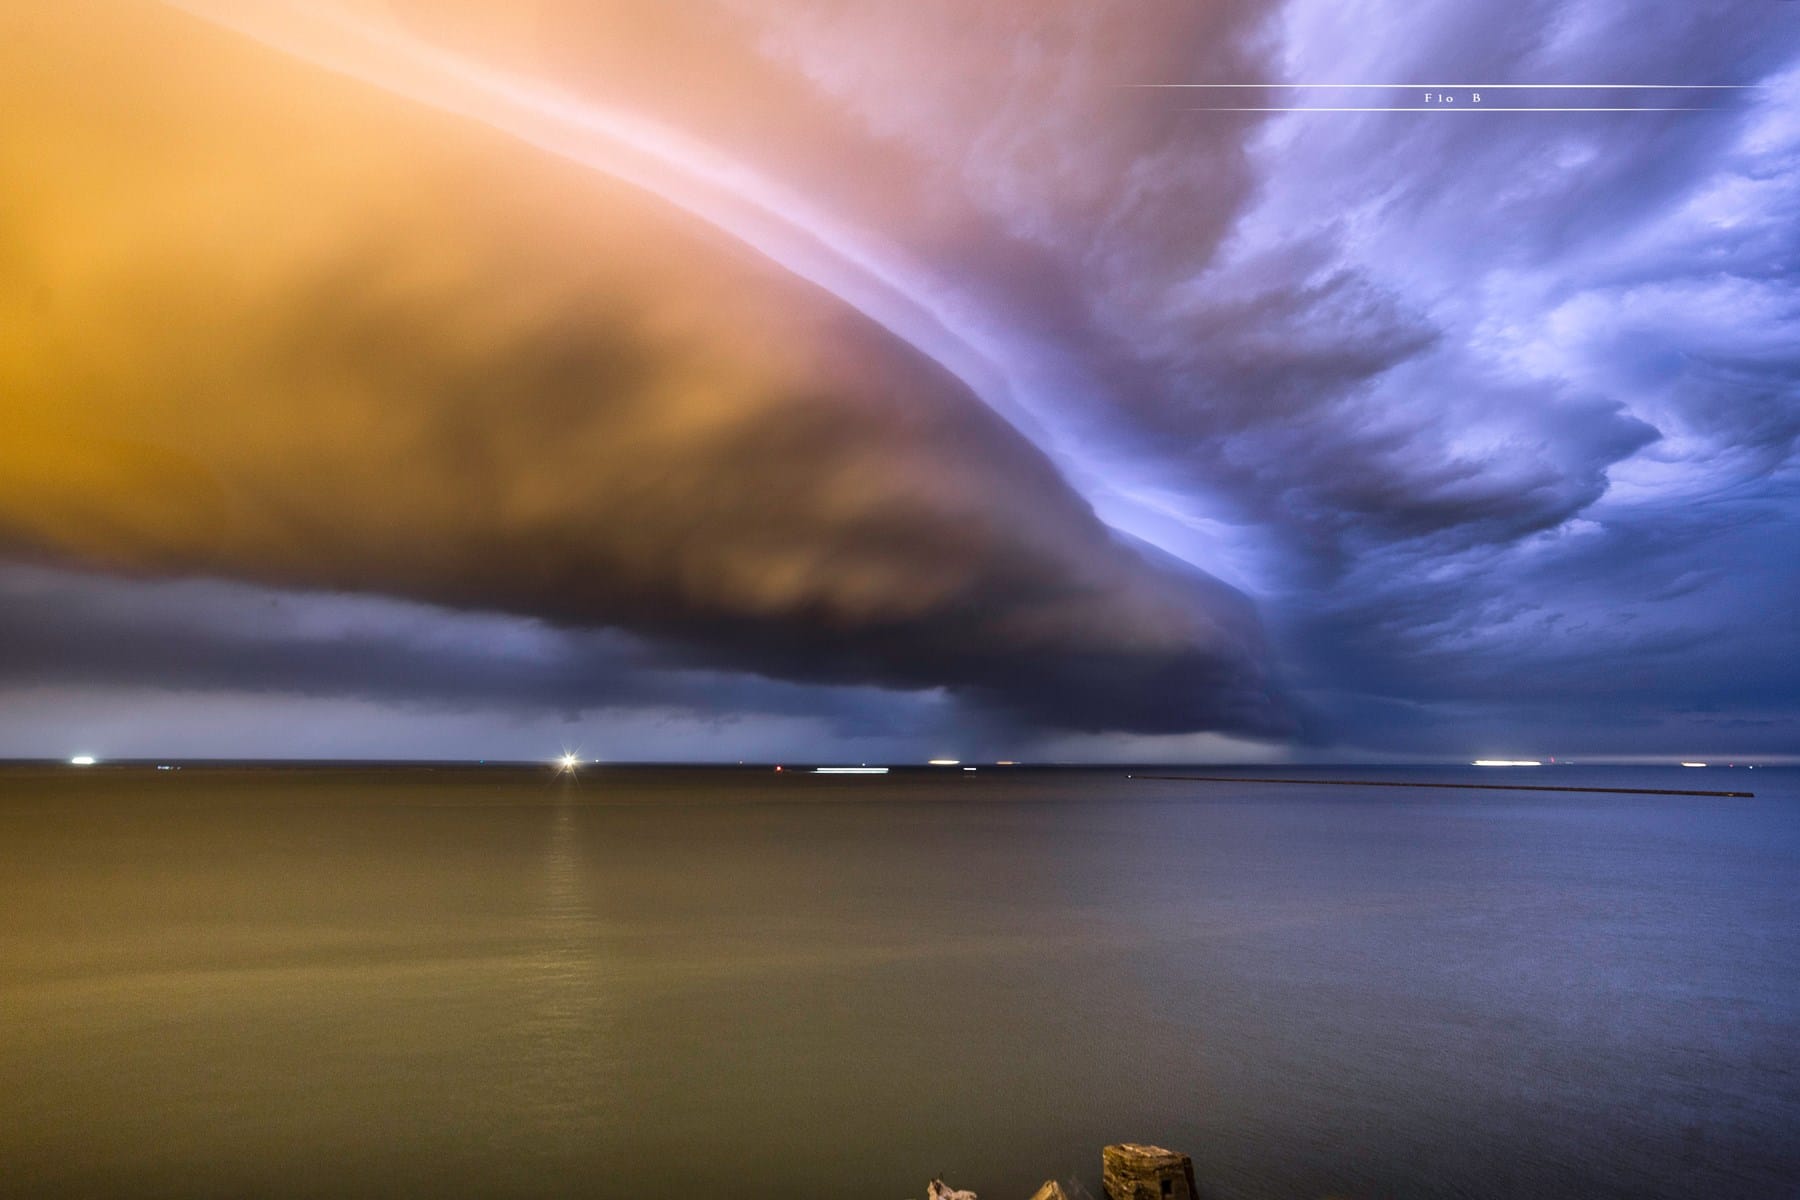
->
813, 766, 888, 774
1681, 762, 1707, 768
69, 755, 96, 766
962, 766, 977, 772
928, 758, 960, 766
1472, 759, 1540, 767
995, 760, 1016, 766
556, 752, 581, 773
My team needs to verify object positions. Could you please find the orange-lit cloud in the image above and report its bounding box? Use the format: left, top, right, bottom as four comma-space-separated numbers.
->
0, 1, 1288, 735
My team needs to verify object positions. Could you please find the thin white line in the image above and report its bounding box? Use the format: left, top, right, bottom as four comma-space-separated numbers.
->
1184, 106, 1713, 112
1135, 82, 1757, 89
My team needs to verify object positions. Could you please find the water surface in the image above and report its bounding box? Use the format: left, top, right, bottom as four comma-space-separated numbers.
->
2, 764, 1796, 1198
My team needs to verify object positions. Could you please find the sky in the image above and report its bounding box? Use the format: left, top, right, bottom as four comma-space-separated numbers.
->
1, 0, 1796, 763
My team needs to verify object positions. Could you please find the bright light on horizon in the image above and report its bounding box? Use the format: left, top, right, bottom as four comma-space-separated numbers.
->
1681, 762, 1707, 768
814, 766, 888, 774
927, 758, 960, 766
69, 755, 96, 766
1472, 759, 1541, 767
556, 751, 581, 773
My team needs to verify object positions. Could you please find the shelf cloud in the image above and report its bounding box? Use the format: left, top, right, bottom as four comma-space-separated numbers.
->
1, 0, 1795, 758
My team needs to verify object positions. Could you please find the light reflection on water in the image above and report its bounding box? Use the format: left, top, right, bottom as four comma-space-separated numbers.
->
505, 788, 619, 1158
1, 765, 1796, 1199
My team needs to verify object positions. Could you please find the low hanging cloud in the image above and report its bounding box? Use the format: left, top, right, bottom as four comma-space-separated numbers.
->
0, 2, 1290, 739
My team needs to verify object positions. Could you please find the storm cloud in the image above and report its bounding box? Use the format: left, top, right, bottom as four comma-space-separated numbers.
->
0, 1, 1287, 742
1, 0, 1796, 759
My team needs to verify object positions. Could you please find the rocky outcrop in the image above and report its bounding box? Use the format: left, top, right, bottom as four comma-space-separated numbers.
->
916, 1176, 1073, 1200
913, 1142, 1193, 1200
1101, 1144, 1197, 1200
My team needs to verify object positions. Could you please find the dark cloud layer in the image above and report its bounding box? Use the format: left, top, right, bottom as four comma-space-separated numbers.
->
0, 564, 955, 740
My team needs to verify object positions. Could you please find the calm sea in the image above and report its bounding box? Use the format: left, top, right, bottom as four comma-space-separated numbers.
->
2, 764, 1796, 1198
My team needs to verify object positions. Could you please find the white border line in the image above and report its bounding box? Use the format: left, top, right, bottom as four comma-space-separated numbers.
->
1131, 82, 1759, 89
1182, 106, 1714, 112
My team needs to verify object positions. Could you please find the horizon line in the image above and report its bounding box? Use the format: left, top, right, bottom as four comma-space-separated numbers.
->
3, 757, 1783, 768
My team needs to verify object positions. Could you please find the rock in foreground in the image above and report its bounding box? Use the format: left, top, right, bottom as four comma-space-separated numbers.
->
1101, 1143, 1197, 1200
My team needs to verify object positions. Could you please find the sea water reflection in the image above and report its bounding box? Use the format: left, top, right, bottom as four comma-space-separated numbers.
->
1, 765, 1796, 1198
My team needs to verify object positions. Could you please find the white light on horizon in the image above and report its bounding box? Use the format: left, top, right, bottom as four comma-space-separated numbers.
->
69, 755, 96, 766
814, 766, 889, 774
1472, 759, 1541, 767
556, 752, 581, 773
1681, 762, 1708, 768
927, 758, 961, 766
